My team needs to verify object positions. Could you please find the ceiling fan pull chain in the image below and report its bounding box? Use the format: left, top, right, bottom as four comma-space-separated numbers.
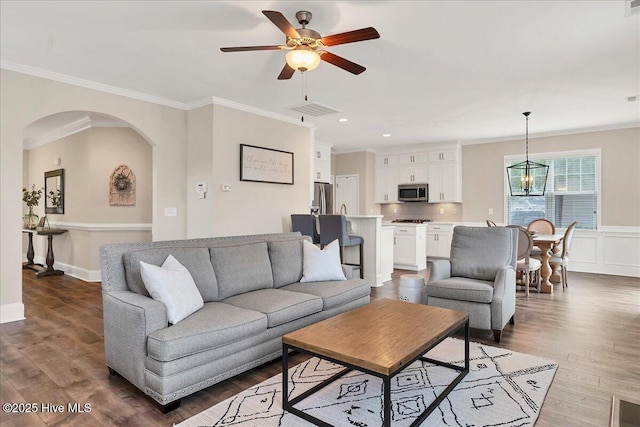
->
301, 72, 308, 122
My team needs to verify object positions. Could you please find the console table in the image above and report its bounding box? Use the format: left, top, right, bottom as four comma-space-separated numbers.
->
22, 228, 68, 277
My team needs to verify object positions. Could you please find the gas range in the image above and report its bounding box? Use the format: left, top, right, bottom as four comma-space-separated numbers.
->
391, 219, 432, 223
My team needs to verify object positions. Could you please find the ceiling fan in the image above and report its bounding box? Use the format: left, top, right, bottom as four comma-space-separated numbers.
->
220, 10, 380, 80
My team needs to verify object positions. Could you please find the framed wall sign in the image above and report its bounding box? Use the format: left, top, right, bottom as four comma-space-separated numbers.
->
240, 144, 294, 185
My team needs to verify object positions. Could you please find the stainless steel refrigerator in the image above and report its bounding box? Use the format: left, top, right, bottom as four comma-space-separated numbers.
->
312, 182, 333, 215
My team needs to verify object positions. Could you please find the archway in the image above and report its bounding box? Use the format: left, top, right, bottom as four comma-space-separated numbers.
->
22, 111, 154, 282
1, 70, 188, 324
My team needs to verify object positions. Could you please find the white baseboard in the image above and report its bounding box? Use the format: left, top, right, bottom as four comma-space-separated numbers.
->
30, 255, 101, 282
0, 303, 25, 324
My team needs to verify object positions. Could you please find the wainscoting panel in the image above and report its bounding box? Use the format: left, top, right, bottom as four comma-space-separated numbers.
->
570, 235, 598, 264
603, 234, 640, 267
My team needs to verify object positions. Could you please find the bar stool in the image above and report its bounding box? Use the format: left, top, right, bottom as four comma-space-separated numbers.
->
318, 215, 364, 279
291, 214, 320, 244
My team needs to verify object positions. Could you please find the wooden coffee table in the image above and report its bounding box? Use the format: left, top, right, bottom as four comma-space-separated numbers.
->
282, 298, 469, 427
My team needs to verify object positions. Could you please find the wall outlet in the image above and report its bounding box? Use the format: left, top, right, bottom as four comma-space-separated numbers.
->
393, 208, 398, 214
439, 208, 445, 215
488, 208, 494, 215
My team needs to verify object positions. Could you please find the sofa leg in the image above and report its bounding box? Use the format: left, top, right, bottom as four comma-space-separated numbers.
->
509, 315, 515, 325
160, 399, 181, 413
492, 329, 502, 343
107, 367, 119, 376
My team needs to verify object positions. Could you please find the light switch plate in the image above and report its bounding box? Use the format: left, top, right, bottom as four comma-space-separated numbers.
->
164, 207, 177, 217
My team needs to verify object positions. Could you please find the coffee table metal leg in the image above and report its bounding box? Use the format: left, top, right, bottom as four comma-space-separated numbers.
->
282, 343, 289, 411
383, 376, 391, 427
465, 320, 470, 371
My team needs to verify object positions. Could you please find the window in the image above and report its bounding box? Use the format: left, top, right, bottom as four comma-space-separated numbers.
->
505, 150, 599, 230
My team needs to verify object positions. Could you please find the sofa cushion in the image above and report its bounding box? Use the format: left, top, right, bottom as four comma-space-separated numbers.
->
268, 239, 303, 287
140, 255, 204, 324
210, 242, 274, 300
223, 289, 322, 328
124, 247, 218, 301
281, 279, 370, 310
147, 302, 267, 362
426, 278, 494, 303
450, 226, 516, 281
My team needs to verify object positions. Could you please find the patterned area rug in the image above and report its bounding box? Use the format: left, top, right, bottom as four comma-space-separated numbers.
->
177, 338, 557, 427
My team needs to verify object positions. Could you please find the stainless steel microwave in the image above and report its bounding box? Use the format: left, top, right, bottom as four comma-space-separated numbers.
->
398, 183, 428, 202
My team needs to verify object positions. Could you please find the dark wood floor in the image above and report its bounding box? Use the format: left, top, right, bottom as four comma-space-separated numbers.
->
1, 269, 638, 426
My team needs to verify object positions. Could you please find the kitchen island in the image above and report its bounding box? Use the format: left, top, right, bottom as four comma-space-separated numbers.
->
343, 215, 394, 287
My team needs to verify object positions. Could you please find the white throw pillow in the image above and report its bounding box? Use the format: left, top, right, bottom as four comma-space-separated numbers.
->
300, 239, 347, 282
140, 255, 204, 324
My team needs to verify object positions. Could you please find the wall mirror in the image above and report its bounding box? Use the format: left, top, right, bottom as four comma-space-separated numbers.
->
45, 169, 64, 214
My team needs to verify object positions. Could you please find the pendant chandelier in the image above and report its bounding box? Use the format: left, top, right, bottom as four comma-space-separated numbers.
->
506, 112, 549, 197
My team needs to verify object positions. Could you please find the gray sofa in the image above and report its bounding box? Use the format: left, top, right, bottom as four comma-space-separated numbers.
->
100, 232, 370, 411
424, 226, 517, 342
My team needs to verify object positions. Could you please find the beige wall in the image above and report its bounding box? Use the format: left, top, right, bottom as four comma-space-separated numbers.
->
22, 127, 153, 272
24, 127, 152, 222
186, 105, 215, 237
462, 127, 640, 226
1, 69, 187, 322
186, 104, 312, 237
333, 151, 380, 215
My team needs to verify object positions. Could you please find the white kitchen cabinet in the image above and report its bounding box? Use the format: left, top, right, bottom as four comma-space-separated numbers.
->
393, 225, 427, 271
428, 149, 457, 163
397, 152, 428, 165
426, 223, 453, 260
375, 155, 398, 167
314, 141, 332, 183
397, 164, 428, 184
374, 166, 399, 203
428, 162, 460, 202
426, 145, 461, 202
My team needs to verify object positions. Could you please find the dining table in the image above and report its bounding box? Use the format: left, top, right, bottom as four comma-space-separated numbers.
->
532, 233, 565, 293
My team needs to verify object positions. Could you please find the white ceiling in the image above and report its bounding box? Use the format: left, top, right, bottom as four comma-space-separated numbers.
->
2, 1, 639, 152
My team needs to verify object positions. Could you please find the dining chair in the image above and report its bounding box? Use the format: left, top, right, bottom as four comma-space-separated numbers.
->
290, 214, 320, 244
508, 225, 541, 296
549, 221, 578, 289
318, 215, 364, 279
527, 218, 556, 258
486, 219, 497, 227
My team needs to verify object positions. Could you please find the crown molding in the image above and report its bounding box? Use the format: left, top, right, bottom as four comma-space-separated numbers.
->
1, 60, 187, 110
2, 61, 317, 132
24, 115, 92, 149
462, 121, 640, 146
186, 96, 317, 130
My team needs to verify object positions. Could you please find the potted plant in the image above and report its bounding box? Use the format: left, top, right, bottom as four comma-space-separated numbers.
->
22, 184, 43, 229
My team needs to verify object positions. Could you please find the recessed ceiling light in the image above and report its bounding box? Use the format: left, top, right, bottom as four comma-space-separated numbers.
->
338, 118, 349, 122
382, 133, 391, 137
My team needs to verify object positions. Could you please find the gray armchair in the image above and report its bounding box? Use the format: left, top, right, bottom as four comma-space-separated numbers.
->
424, 226, 518, 342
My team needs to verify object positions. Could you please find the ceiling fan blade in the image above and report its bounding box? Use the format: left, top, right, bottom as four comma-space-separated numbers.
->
277, 63, 296, 80
321, 27, 380, 46
262, 10, 301, 39
220, 45, 283, 52
320, 51, 366, 75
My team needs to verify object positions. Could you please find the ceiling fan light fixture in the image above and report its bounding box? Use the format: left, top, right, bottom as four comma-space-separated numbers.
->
286, 46, 321, 72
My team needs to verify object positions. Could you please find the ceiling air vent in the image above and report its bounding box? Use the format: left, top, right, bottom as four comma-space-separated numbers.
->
626, 0, 640, 16
288, 101, 342, 117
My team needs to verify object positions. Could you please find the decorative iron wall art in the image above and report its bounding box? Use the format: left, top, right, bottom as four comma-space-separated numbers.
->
109, 164, 136, 206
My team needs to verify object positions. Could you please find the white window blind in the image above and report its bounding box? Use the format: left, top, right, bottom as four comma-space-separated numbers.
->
506, 152, 598, 230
